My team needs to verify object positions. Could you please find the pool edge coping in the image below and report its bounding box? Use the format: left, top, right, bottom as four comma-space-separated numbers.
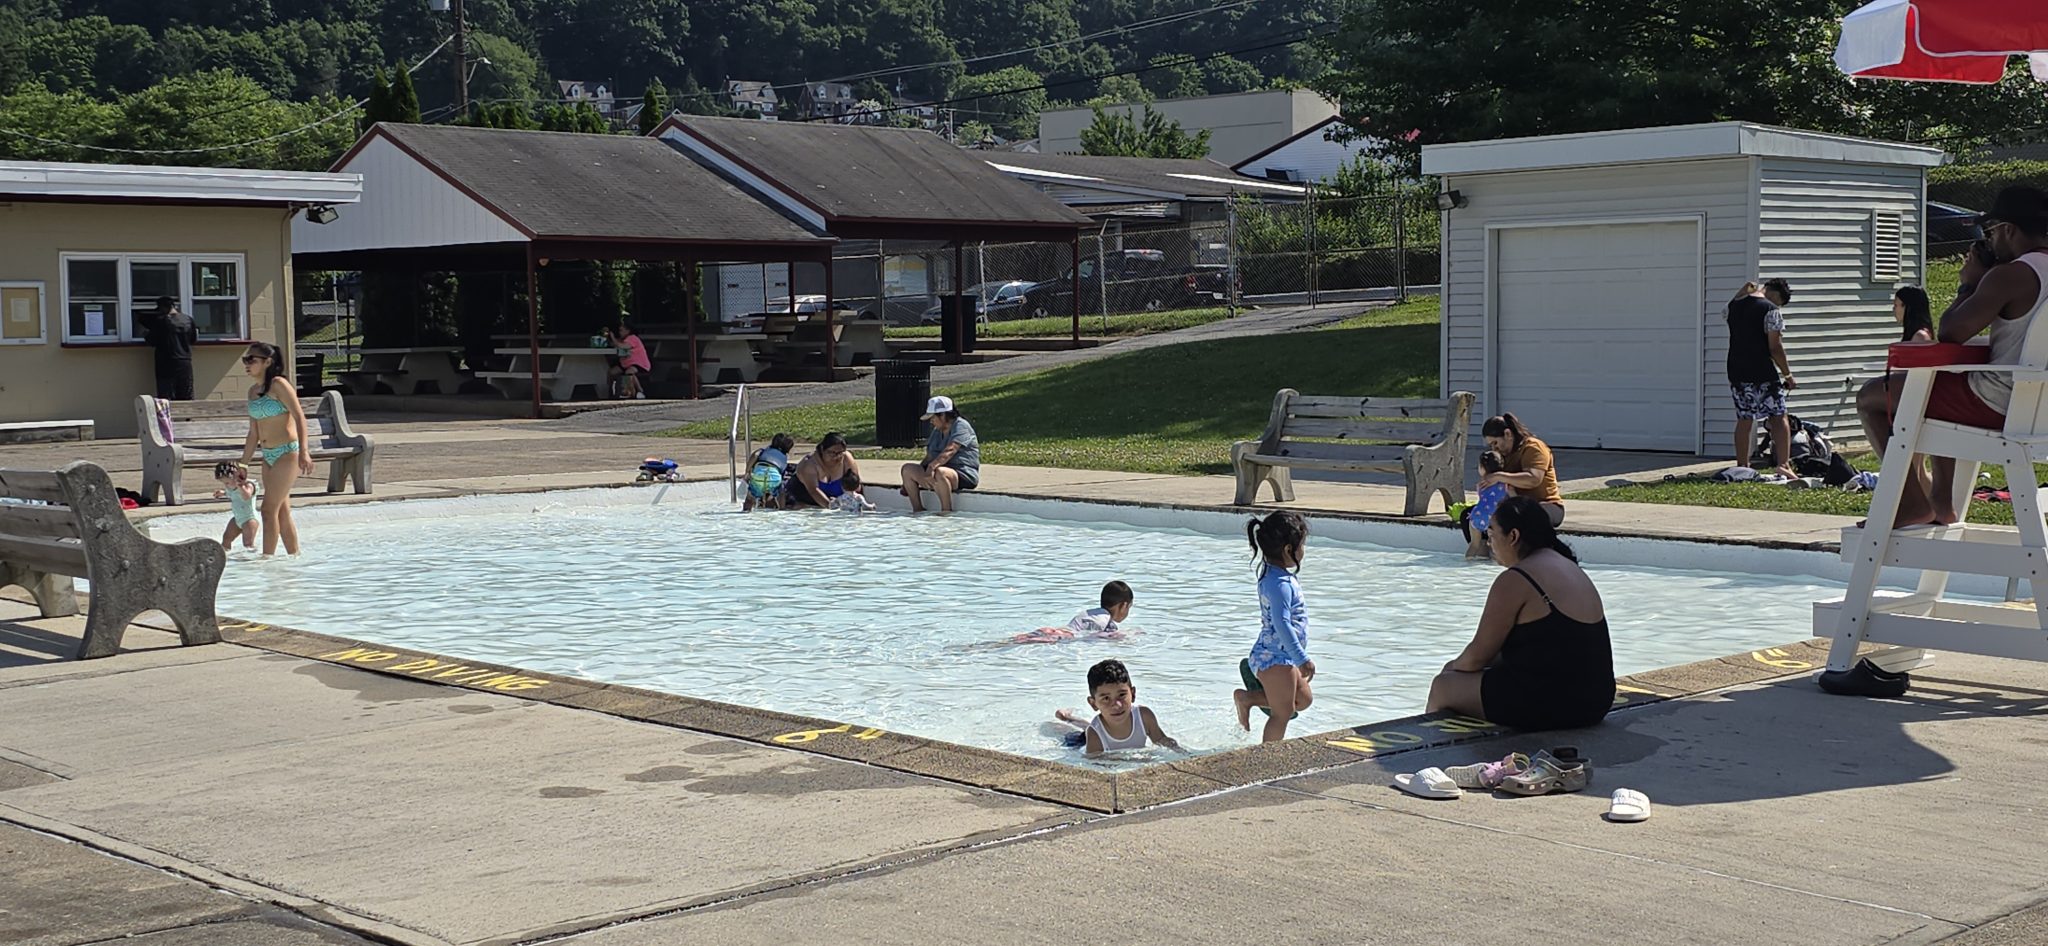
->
205, 616, 1846, 814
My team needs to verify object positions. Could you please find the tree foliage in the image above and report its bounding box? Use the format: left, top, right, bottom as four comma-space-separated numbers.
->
1315, 0, 2048, 167
1078, 103, 1211, 158
638, 77, 667, 134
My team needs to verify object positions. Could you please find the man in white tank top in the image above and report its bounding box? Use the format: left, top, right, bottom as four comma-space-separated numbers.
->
1853, 186, 2048, 528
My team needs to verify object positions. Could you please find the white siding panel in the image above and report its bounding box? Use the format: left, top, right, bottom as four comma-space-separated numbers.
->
293, 135, 526, 255
1754, 157, 1927, 445
1440, 158, 1751, 450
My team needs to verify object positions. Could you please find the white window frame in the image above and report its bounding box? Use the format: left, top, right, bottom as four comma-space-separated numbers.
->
0, 280, 48, 345
58, 252, 249, 344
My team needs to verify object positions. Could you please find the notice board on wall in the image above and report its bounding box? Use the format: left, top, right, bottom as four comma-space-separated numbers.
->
0, 282, 44, 344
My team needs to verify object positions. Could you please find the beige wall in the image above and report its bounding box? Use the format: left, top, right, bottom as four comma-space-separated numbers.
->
0, 201, 293, 438
1037, 89, 1340, 164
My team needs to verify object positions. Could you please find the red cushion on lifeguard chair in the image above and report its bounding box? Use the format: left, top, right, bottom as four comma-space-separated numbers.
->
1888, 342, 1991, 370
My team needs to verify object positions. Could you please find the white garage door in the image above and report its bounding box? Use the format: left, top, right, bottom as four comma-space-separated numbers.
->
1494, 222, 1700, 452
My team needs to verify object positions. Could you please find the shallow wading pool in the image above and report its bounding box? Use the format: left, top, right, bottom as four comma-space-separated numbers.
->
147, 484, 1847, 767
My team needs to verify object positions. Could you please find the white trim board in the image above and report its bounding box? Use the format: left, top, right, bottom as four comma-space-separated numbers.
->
657, 128, 829, 231
0, 159, 360, 205
1423, 122, 1947, 177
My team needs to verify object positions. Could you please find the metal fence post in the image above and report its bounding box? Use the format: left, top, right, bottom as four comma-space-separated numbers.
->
1306, 187, 1318, 309
1226, 198, 1239, 318
1096, 225, 1108, 330
1395, 193, 1409, 303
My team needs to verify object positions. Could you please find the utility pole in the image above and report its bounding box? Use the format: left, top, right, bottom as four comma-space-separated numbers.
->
452, 0, 469, 116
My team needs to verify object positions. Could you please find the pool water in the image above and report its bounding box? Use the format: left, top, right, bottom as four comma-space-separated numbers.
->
149, 486, 1841, 766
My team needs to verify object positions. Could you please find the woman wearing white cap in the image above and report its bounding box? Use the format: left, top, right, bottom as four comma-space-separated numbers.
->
903, 395, 979, 512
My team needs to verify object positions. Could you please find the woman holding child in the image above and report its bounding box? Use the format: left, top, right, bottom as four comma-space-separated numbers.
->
782, 432, 860, 508
1428, 496, 1614, 731
1479, 413, 1566, 526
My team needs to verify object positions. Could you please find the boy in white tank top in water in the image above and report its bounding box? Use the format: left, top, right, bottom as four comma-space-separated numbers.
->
1055, 659, 1183, 758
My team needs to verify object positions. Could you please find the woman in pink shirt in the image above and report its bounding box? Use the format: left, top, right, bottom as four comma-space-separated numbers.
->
605, 320, 652, 399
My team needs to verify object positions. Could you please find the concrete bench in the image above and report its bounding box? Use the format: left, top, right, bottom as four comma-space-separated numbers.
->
137, 391, 375, 506
0, 461, 224, 659
1232, 389, 1475, 516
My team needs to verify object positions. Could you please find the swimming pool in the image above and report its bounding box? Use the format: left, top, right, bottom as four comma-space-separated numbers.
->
148, 484, 1844, 766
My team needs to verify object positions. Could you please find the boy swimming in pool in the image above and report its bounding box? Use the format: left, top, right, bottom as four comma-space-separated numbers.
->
1010, 581, 1134, 644
1459, 450, 1510, 559
1054, 659, 1183, 757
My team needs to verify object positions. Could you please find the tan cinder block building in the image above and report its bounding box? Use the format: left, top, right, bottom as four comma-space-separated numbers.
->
0, 160, 361, 439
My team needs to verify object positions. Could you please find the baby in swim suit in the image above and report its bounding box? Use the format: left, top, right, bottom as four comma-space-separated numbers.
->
211, 461, 259, 551
1054, 659, 1183, 758
1462, 451, 1511, 559
1010, 581, 1133, 644
743, 433, 796, 512
827, 471, 876, 512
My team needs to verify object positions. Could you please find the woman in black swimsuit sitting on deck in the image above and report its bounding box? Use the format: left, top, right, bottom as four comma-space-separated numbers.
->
783, 432, 860, 508
1427, 496, 1615, 731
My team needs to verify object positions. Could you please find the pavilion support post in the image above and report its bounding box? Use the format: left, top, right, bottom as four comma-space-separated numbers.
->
951, 241, 966, 359
823, 256, 837, 372
525, 246, 542, 420
1070, 236, 1081, 349
684, 261, 701, 400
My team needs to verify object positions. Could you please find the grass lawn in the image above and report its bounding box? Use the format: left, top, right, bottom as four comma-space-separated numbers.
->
884, 307, 1231, 340
667, 299, 1439, 476
1572, 452, 2048, 525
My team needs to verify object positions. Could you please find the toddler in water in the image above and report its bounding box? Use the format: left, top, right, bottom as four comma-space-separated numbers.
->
1234, 512, 1314, 742
1012, 581, 1133, 644
1461, 451, 1511, 559
743, 433, 796, 511
1055, 659, 1183, 757
828, 471, 876, 512
211, 461, 259, 551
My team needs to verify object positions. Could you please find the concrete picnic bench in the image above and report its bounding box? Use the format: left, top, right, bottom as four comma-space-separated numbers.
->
477, 347, 615, 401
136, 391, 376, 506
336, 347, 465, 396
0, 461, 224, 659
1232, 389, 1476, 516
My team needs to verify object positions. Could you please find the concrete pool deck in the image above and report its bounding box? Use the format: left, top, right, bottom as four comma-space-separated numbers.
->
3, 425, 2044, 944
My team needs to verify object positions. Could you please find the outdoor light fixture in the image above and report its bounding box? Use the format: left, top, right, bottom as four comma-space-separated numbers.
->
305, 204, 339, 225
1436, 190, 1467, 211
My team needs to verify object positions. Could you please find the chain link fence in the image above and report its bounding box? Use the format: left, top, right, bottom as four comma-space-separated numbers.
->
825, 191, 1443, 329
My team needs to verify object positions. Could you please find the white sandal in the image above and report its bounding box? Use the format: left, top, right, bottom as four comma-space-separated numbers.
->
1606, 788, 1651, 822
1393, 767, 1460, 800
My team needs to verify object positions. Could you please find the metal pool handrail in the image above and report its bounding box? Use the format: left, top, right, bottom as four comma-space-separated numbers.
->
727, 384, 752, 502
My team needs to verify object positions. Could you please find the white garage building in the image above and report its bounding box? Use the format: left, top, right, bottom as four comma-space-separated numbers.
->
1422, 122, 1946, 455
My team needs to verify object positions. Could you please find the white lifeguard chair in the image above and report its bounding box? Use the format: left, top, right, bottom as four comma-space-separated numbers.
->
1817, 313, 2048, 678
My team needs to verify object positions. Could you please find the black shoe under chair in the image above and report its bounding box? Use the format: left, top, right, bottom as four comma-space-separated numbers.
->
1816, 658, 1911, 698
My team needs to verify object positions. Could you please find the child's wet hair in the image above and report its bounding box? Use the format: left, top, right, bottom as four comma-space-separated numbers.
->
1100, 580, 1133, 609
213, 461, 246, 480
842, 470, 862, 491
1479, 450, 1505, 474
1247, 512, 1309, 568
770, 432, 795, 454
1087, 659, 1131, 691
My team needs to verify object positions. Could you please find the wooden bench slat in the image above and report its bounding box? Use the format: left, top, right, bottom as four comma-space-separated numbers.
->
1287, 395, 1456, 413
0, 502, 82, 540
0, 533, 88, 577
0, 470, 66, 503
1276, 418, 1445, 443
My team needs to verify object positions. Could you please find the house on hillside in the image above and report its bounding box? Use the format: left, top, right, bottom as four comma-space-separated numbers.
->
726, 80, 778, 118
799, 81, 855, 120
557, 80, 616, 115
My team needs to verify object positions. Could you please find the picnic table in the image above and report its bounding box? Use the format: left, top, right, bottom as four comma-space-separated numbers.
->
336, 347, 464, 396
477, 347, 614, 401
691, 333, 768, 384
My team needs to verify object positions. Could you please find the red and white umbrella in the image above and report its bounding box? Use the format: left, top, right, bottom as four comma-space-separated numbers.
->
1836, 0, 2048, 83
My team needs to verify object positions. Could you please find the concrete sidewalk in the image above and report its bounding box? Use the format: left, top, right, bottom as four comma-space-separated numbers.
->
4, 598, 2044, 945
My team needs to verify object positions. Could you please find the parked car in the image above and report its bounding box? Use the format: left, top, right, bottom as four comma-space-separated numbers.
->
920, 280, 1036, 323
1928, 201, 1985, 258
1019, 248, 1236, 318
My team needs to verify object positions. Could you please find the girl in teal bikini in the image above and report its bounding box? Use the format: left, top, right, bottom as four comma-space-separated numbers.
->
239, 342, 314, 555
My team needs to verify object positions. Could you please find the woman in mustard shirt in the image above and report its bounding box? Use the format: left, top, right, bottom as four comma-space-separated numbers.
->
1479, 412, 1565, 526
